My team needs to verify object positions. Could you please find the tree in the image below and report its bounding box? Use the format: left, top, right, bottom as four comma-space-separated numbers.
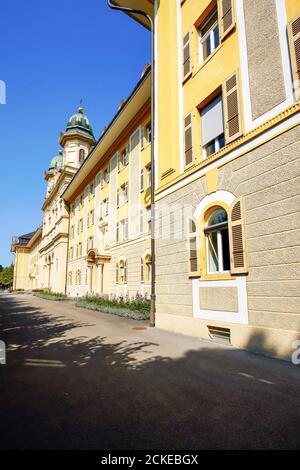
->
0, 265, 14, 288
0, 265, 3, 272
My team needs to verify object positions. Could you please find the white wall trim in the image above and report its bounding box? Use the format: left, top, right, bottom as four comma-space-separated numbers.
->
236, 0, 294, 133
193, 190, 235, 220
110, 233, 150, 251
192, 276, 249, 324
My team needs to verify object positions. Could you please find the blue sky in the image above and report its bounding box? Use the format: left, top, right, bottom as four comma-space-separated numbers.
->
0, 0, 149, 266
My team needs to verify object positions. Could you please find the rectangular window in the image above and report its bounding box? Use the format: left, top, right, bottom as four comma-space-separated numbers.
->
78, 243, 82, 258
140, 127, 144, 149
147, 207, 151, 233
121, 182, 129, 204
123, 144, 129, 166
116, 188, 120, 208
89, 210, 94, 226
140, 169, 144, 192
146, 166, 151, 189
121, 218, 128, 240
103, 199, 109, 216
146, 124, 151, 143
198, 9, 219, 63
200, 95, 225, 158
140, 209, 144, 234
104, 168, 110, 183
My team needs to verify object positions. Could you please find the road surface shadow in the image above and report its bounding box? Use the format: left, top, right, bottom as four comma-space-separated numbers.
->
0, 295, 300, 450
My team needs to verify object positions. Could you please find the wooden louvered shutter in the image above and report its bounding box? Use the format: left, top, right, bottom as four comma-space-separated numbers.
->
188, 219, 200, 277
223, 71, 242, 144
184, 113, 193, 168
288, 15, 300, 101
218, 0, 235, 40
116, 263, 119, 283
229, 197, 248, 275
183, 32, 192, 81
124, 261, 128, 284
141, 258, 144, 282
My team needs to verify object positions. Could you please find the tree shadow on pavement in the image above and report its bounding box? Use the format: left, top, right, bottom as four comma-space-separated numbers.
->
0, 295, 300, 450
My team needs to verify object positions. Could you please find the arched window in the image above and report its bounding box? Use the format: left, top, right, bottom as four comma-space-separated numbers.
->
116, 259, 127, 284
79, 149, 85, 163
145, 254, 152, 284
75, 269, 81, 286
204, 208, 230, 273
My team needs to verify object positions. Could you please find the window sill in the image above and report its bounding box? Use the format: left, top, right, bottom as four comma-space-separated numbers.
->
193, 43, 223, 79
201, 273, 235, 281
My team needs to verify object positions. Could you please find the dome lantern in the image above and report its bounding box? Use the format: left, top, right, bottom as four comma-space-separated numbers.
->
65, 106, 94, 138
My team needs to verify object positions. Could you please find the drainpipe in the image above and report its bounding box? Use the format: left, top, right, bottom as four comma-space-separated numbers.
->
107, 1, 156, 327
64, 202, 71, 296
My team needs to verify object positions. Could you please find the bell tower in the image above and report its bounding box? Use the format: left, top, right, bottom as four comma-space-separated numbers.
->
59, 107, 95, 169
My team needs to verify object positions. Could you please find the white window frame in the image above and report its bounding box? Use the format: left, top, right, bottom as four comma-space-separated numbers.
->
203, 133, 225, 159
146, 124, 152, 143
198, 10, 219, 64
121, 182, 128, 204
205, 210, 230, 275
146, 166, 151, 189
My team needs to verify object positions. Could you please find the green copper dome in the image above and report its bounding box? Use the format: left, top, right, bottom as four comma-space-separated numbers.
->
65, 107, 94, 137
49, 150, 64, 170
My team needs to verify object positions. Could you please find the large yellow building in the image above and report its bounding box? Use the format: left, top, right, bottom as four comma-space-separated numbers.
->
12, 68, 152, 300
12, 0, 300, 359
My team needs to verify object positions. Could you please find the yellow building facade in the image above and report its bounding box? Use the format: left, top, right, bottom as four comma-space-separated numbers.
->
12, 69, 152, 301
63, 70, 152, 298
118, 0, 300, 359
12, 0, 300, 359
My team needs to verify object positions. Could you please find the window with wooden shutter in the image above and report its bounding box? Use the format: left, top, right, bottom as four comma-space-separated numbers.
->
218, 0, 235, 40
116, 263, 119, 283
188, 218, 200, 277
222, 71, 242, 144
184, 113, 193, 168
183, 32, 192, 81
124, 260, 128, 284
141, 257, 144, 282
228, 197, 248, 275
288, 15, 300, 101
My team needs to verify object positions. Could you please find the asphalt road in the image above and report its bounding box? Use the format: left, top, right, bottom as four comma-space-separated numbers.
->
0, 293, 299, 450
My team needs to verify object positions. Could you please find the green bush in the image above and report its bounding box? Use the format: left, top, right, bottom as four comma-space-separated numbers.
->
34, 291, 67, 301
77, 293, 150, 320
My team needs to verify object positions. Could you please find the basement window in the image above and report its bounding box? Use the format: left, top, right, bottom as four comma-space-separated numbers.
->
207, 326, 231, 345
